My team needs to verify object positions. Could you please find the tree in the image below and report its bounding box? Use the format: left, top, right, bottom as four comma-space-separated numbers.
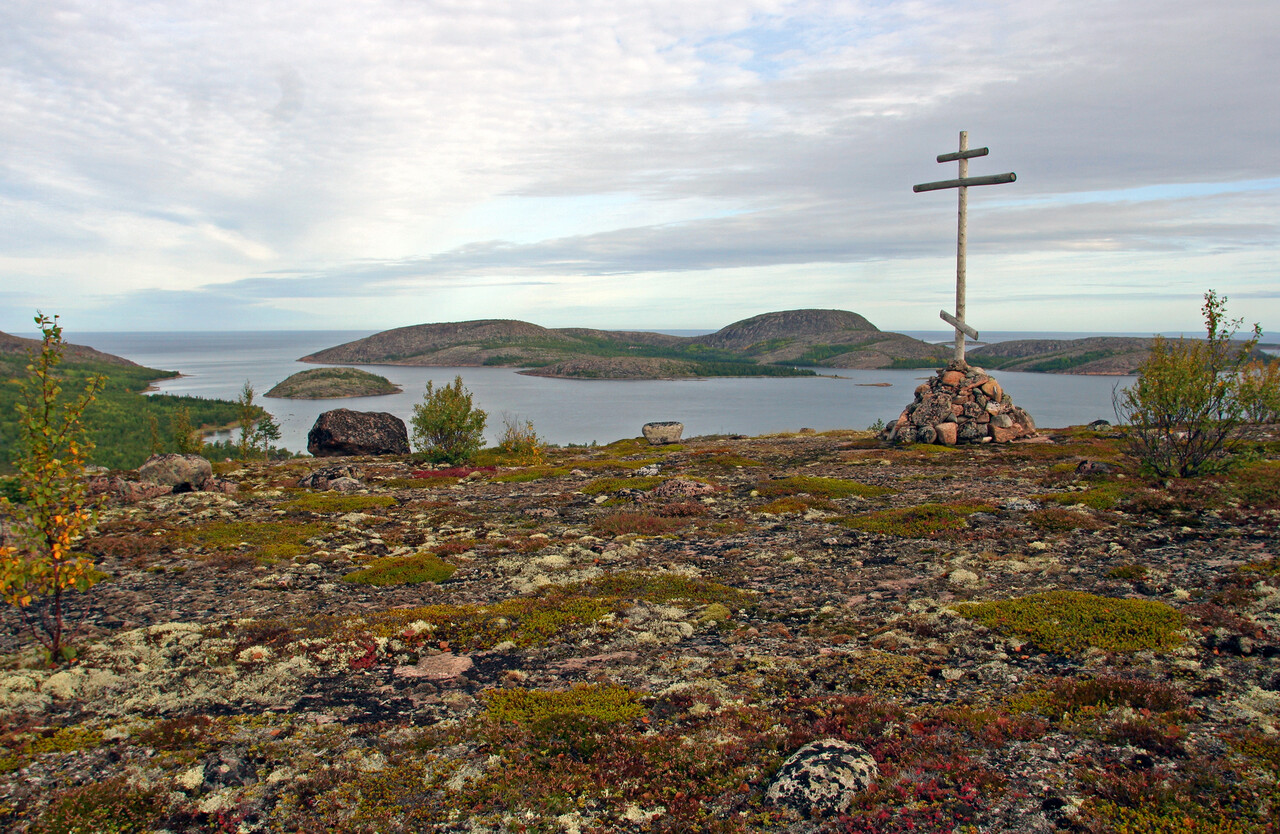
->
0, 313, 106, 663
234, 381, 282, 460
236, 381, 258, 460
1113, 291, 1261, 477
411, 375, 488, 464
170, 405, 203, 455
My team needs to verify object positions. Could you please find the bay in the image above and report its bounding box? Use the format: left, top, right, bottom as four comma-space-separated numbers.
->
79, 331, 1135, 454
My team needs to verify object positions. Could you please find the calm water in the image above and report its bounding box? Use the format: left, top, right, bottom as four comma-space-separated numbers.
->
78, 331, 1136, 454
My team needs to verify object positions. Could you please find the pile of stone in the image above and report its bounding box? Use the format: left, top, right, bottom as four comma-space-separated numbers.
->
882, 361, 1037, 445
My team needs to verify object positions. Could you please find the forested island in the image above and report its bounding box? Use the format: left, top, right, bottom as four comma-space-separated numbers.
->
265, 367, 401, 399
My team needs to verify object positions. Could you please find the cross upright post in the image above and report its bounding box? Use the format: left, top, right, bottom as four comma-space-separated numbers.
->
914, 131, 1016, 365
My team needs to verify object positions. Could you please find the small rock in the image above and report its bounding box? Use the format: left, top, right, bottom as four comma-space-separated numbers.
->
393, 652, 475, 680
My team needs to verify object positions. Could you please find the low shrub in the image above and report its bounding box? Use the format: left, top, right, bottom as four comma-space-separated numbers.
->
580, 476, 666, 495
177, 520, 331, 562
954, 591, 1185, 655
281, 493, 396, 514
591, 511, 685, 536
574, 571, 754, 608
342, 552, 457, 586
840, 502, 996, 538
1027, 507, 1112, 533
483, 683, 647, 725
33, 777, 165, 834
755, 475, 893, 499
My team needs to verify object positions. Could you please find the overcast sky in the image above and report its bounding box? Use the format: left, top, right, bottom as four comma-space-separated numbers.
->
1, 0, 1276, 336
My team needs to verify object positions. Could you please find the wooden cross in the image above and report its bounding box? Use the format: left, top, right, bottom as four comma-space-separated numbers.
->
914, 131, 1016, 365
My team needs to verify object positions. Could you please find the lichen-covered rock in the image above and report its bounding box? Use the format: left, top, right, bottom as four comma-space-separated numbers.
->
642, 421, 684, 445
765, 738, 879, 817
138, 453, 214, 493
307, 409, 409, 457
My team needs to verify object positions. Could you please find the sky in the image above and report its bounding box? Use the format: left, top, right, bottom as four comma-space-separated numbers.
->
1, 0, 1277, 336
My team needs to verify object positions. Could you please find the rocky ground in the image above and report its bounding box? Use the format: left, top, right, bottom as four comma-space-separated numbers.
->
2, 426, 1279, 832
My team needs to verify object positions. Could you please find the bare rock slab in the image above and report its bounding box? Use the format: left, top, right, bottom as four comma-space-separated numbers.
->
307, 409, 409, 457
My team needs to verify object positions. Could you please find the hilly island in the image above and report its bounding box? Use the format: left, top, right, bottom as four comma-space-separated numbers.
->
301, 309, 1159, 379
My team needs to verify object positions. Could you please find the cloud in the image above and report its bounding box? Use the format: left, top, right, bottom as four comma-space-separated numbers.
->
0, 0, 1276, 333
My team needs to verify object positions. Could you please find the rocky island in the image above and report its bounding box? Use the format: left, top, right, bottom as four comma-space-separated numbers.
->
265, 367, 401, 400
299, 309, 1177, 380
1, 425, 1278, 831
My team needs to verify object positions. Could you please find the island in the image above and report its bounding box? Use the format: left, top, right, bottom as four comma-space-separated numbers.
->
265, 367, 402, 399
301, 309, 956, 379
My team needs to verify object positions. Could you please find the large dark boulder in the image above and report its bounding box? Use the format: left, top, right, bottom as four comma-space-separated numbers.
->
307, 409, 409, 457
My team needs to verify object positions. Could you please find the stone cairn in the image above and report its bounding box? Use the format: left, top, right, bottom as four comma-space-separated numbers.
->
881, 361, 1036, 445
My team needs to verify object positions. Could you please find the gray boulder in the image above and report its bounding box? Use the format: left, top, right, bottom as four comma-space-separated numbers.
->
765, 739, 879, 818
307, 409, 409, 457
642, 421, 683, 445
138, 454, 213, 493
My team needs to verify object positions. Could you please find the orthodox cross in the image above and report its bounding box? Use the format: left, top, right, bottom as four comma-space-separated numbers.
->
913, 131, 1016, 365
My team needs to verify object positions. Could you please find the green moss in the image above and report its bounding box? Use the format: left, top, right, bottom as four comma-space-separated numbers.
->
755, 496, 837, 515
580, 476, 666, 495
352, 594, 618, 650
755, 475, 893, 499
1108, 564, 1150, 581
281, 493, 397, 513
177, 520, 332, 561
698, 603, 732, 623
379, 476, 455, 489
839, 501, 996, 538
1035, 482, 1132, 510
954, 591, 1185, 655
483, 683, 646, 725
342, 552, 457, 586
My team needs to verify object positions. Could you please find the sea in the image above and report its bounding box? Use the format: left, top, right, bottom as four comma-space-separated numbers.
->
73, 330, 1144, 455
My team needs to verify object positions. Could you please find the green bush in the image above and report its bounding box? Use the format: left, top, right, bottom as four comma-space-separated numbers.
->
1113, 291, 1261, 476
411, 375, 487, 464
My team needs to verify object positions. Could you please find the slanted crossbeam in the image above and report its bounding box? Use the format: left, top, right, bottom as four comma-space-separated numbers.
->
913, 131, 1016, 364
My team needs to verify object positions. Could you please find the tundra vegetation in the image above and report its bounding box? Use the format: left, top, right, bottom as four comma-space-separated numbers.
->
0, 302, 1279, 832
